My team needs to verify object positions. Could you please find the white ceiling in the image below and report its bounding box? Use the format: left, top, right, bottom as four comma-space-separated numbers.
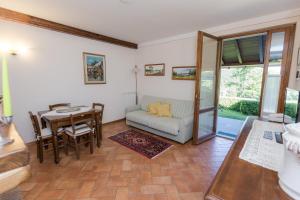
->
1, 0, 300, 43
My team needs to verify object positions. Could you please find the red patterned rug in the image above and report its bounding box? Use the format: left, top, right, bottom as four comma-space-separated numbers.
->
109, 129, 173, 159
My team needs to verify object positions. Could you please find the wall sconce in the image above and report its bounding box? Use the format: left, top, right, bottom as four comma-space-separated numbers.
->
0, 43, 29, 56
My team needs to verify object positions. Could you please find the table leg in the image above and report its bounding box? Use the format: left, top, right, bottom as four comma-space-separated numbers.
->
96, 125, 100, 148
51, 124, 60, 164
95, 120, 101, 148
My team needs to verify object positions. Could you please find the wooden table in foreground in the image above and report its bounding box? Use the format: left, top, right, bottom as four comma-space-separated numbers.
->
38, 109, 102, 164
0, 124, 30, 196
205, 117, 292, 200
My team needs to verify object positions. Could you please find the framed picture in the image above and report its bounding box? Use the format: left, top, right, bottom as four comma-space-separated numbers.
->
144, 63, 165, 76
83, 52, 106, 84
172, 66, 196, 80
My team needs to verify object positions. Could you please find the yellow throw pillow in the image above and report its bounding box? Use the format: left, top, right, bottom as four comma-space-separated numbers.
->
147, 102, 160, 115
157, 103, 172, 117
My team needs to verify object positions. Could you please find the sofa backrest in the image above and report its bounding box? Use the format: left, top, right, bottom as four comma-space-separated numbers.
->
141, 95, 194, 118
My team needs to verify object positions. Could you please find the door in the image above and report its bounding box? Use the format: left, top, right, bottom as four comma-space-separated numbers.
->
260, 25, 296, 117
193, 31, 222, 144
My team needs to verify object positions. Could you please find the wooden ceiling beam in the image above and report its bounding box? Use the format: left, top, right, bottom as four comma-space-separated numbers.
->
233, 40, 243, 64
0, 7, 138, 49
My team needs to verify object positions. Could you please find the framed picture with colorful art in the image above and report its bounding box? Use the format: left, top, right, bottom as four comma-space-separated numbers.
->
144, 63, 165, 76
172, 66, 196, 80
83, 52, 106, 84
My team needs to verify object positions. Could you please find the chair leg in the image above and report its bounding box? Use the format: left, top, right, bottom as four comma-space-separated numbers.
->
37, 140, 44, 163
74, 137, 80, 160
89, 132, 94, 154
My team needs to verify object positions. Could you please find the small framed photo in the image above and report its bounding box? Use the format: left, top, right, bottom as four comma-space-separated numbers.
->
172, 66, 196, 80
144, 63, 165, 76
83, 52, 106, 84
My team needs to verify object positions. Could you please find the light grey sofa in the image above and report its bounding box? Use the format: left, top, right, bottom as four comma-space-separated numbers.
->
125, 95, 194, 144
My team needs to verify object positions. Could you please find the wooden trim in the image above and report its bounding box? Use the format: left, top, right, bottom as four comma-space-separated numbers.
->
199, 107, 216, 114
223, 61, 264, 67
203, 32, 219, 40
144, 63, 165, 76
0, 7, 138, 49
220, 23, 296, 40
193, 32, 221, 145
259, 31, 272, 117
277, 25, 296, 113
194, 133, 216, 145
192, 31, 204, 144
171, 66, 196, 80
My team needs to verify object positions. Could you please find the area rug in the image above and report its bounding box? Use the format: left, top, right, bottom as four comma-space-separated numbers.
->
109, 129, 173, 159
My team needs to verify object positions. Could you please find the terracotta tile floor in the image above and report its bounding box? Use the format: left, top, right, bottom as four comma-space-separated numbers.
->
20, 120, 233, 200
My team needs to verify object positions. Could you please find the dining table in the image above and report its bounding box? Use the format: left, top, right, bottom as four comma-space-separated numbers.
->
38, 106, 102, 164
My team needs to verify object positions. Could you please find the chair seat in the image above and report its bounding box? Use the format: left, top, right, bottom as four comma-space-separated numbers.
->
40, 127, 64, 138
65, 124, 93, 137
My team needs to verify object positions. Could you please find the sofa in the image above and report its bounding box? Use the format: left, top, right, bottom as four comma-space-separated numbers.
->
125, 95, 194, 144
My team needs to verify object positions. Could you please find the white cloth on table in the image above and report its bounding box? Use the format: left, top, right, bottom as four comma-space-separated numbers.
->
239, 120, 284, 172
41, 107, 92, 118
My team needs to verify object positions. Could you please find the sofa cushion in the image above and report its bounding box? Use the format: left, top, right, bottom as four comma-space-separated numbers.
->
147, 117, 180, 136
126, 110, 180, 136
141, 95, 193, 118
126, 110, 154, 126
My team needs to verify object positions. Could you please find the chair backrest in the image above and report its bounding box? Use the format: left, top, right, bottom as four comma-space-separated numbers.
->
29, 111, 42, 137
69, 110, 95, 133
92, 103, 104, 122
49, 103, 71, 111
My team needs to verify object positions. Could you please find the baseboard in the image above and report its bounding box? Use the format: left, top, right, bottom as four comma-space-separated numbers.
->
103, 118, 125, 125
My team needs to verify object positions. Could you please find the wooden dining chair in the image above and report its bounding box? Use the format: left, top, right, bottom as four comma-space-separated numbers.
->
29, 112, 66, 163
49, 103, 71, 111
92, 103, 104, 146
64, 111, 95, 159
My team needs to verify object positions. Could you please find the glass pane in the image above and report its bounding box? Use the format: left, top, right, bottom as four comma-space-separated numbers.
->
197, 35, 218, 140
199, 36, 218, 109
262, 32, 285, 115
198, 111, 214, 139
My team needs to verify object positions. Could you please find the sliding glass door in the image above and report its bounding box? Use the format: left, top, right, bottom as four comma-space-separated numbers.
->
193, 32, 222, 144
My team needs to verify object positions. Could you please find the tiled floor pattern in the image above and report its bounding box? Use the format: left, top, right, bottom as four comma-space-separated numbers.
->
19, 120, 233, 200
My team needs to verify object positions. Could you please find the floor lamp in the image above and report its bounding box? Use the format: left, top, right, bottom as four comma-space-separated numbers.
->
0, 55, 14, 146
132, 65, 139, 105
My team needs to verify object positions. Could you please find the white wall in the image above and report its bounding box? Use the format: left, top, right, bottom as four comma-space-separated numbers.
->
2, 8, 300, 143
136, 37, 197, 101
0, 20, 137, 143
137, 8, 300, 102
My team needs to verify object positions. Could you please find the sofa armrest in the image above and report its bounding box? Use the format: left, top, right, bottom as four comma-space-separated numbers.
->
125, 105, 141, 114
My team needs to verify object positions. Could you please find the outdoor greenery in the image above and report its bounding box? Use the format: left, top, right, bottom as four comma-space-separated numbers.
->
284, 103, 298, 119
219, 67, 298, 120
218, 108, 247, 120
221, 67, 263, 99
219, 67, 263, 119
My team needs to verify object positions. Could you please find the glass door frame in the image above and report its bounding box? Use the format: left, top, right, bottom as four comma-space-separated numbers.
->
192, 31, 223, 144
259, 26, 296, 115
218, 23, 295, 117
